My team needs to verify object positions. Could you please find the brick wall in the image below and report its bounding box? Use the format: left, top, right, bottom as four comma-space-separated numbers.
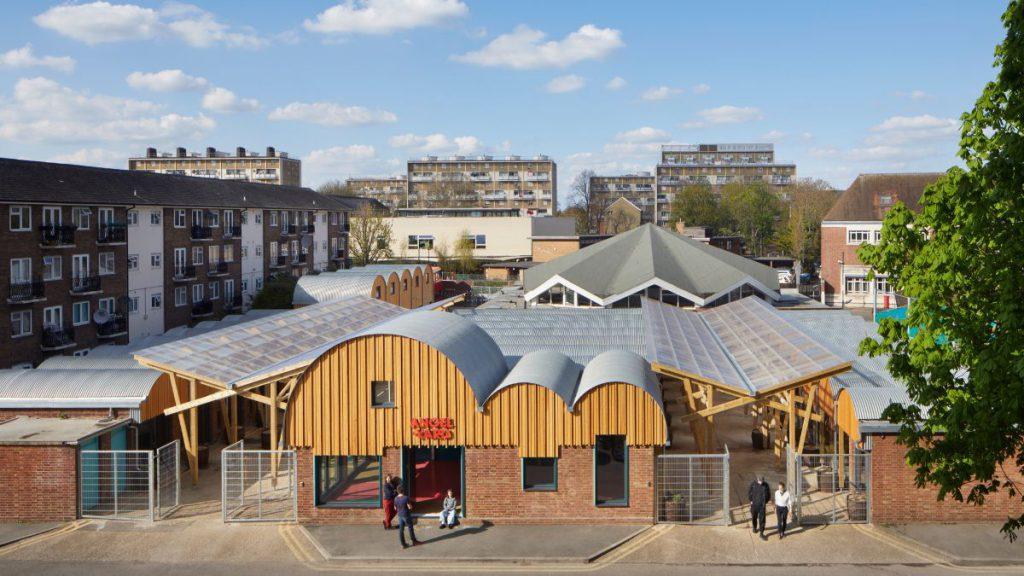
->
0, 408, 130, 420
0, 444, 78, 521
870, 434, 1024, 523
820, 226, 856, 304
297, 447, 402, 524
531, 239, 578, 263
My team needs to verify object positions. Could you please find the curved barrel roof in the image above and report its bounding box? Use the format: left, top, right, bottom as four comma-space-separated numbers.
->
576, 350, 663, 410
293, 264, 430, 306
486, 350, 582, 408
0, 368, 161, 409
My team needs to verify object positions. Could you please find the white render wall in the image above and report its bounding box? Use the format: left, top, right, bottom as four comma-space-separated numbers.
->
387, 216, 535, 261
313, 210, 328, 271
127, 206, 165, 341
241, 208, 264, 302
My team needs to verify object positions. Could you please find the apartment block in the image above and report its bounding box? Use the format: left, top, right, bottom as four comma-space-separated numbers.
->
128, 146, 301, 187
0, 158, 350, 368
655, 144, 796, 225
343, 176, 408, 211
407, 155, 556, 215
589, 173, 656, 224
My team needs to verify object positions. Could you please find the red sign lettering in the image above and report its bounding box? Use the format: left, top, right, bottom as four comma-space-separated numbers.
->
410, 417, 455, 440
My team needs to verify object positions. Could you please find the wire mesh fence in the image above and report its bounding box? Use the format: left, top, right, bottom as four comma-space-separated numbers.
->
791, 452, 871, 524
155, 440, 180, 519
656, 451, 730, 525
80, 450, 154, 521
222, 440, 297, 523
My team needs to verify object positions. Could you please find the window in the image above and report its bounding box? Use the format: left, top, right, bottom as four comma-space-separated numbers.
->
150, 210, 162, 225
192, 246, 204, 265
127, 254, 139, 271
845, 276, 869, 294
876, 276, 892, 294
209, 281, 220, 300
98, 297, 115, 315
255, 245, 262, 256
223, 210, 233, 228
847, 229, 872, 244
241, 279, 249, 293
174, 210, 186, 228
192, 284, 204, 302
241, 246, 249, 258
270, 241, 279, 259
463, 234, 486, 249
151, 253, 161, 268
11, 310, 32, 337
595, 435, 628, 507
99, 252, 115, 275
72, 207, 91, 230
128, 296, 139, 314
126, 210, 138, 226
10, 258, 31, 283
371, 380, 393, 408
269, 211, 278, 226
315, 456, 381, 507
331, 212, 338, 225
523, 458, 557, 491
224, 279, 235, 301
254, 211, 262, 224
42, 305, 62, 329
223, 244, 234, 262
407, 235, 418, 249
42, 206, 61, 227
72, 301, 90, 326
173, 248, 187, 275
208, 211, 220, 227
151, 292, 163, 309
192, 209, 203, 227
175, 286, 187, 307
42, 255, 61, 281
208, 245, 220, 264
9, 206, 30, 231
255, 277, 263, 290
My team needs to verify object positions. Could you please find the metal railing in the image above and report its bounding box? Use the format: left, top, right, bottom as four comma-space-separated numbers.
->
222, 440, 298, 523
97, 223, 127, 244
190, 225, 212, 240
80, 450, 154, 521
155, 441, 181, 520
209, 261, 229, 276
9, 280, 45, 303
191, 300, 213, 317
302, 224, 315, 234
280, 224, 297, 236
656, 448, 730, 525
270, 255, 288, 267
291, 253, 307, 264
791, 451, 871, 524
173, 265, 197, 281
97, 315, 128, 338
41, 325, 74, 350
70, 275, 101, 294
223, 225, 242, 238
223, 294, 244, 312
39, 224, 77, 246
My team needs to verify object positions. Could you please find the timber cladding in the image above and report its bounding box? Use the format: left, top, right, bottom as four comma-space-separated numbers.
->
285, 334, 666, 458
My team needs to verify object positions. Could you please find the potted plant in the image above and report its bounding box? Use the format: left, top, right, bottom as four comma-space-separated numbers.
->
663, 492, 685, 522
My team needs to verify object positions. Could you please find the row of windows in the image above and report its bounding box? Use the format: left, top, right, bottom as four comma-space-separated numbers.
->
844, 276, 892, 294
172, 279, 237, 306
9, 206, 120, 231
10, 297, 120, 337
847, 229, 882, 245
9, 253, 116, 282
8, 206, 345, 232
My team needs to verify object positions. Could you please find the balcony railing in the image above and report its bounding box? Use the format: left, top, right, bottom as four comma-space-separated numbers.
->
292, 253, 308, 265
208, 261, 229, 276
9, 280, 45, 303
332, 249, 345, 261
38, 225, 77, 247
173, 265, 197, 281
97, 223, 127, 244
281, 224, 296, 236
496, 174, 519, 182
223, 225, 242, 238
191, 300, 214, 317
302, 224, 315, 234
223, 294, 243, 312
270, 255, 287, 268
70, 275, 101, 294
190, 225, 212, 241
97, 315, 128, 338
525, 173, 550, 182
41, 325, 75, 351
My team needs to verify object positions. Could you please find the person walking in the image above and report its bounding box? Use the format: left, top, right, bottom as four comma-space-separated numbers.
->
382, 474, 397, 530
439, 488, 458, 529
748, 476, 770, 538
774, 481, 792, 539
395, 486, 420, 548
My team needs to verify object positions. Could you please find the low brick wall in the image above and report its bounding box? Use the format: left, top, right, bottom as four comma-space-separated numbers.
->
870, 434, 1024, 523
0, 444, 78, 521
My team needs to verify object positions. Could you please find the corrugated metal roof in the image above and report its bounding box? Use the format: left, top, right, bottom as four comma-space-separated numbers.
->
360, 310, 507, 408
843, 387, 916, 420
293, 264, 429, 305
576, 350, 663, 410
487, 350, 581, 407
0, 369, 160, 409
37, 356, 148, 370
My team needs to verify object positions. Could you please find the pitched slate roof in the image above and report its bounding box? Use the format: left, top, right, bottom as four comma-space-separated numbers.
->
0, 157, 352, 210
823, 172, 943, 222
523, 223, 779, 301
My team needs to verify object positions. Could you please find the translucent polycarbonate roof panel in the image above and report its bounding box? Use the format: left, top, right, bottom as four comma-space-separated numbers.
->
700, 297, 847, 393
640, 298, 747, 391
134, 296, 407, 388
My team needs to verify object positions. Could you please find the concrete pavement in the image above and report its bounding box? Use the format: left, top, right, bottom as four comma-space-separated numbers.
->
0, 523, 62, 547
882, 523, 1024, 566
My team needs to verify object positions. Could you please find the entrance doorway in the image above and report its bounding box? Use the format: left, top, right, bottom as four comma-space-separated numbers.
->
402, 446, 463, 515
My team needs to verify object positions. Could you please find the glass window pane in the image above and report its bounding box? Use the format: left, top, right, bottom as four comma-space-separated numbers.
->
595, 435, 628, 506
523, 458, 557, 491
316, 456, 381, 507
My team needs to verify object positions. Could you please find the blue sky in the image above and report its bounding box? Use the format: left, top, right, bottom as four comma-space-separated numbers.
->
0, 1, 1008, 203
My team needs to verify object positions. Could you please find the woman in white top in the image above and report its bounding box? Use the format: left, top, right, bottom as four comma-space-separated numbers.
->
774, 482, 792, 539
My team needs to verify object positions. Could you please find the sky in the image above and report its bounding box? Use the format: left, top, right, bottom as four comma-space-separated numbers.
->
0, 0, 1009, 205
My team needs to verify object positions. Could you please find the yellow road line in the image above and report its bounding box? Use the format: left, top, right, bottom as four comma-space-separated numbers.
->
853, 524, 1024, 574
0, 519, 90, 557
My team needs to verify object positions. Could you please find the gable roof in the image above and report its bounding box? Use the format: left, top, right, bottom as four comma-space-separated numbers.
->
0, 157, 350, 210
524, 223, 779, 301
824, 172, 944, 222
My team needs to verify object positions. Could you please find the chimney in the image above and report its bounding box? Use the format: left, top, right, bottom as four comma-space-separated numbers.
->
266, 146, 276, 157
176, 147, 186, 158
206, 147, 216, 157
146, 147, 157, 158
236, 147, 246, 157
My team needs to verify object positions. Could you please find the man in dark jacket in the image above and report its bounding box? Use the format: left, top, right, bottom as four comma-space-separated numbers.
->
748, 476, 770, 538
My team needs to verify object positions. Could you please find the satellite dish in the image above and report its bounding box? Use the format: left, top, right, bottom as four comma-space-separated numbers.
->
93, 309, 110, 324
301, 235, 313, 249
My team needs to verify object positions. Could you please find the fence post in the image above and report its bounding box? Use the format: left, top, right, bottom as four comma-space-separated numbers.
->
257, 451, 263, 519
221, 446, 227, 523
175, 441, 180, 508
722, 451, 730, 526
149, 452, 156, 522
292, 452, 298, 522
113, 454, 119, 518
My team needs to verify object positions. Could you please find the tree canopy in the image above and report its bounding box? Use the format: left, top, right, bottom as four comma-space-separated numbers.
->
669, 181, 727, 231
348, 204, 394, 267
859, 1, 1024, 539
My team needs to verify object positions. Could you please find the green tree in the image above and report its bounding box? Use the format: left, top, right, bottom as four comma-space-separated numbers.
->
669, 181, 724, 230
251, 274, 297, 309
720, 181, 779, 255
317, 179, 350, 196
780, 179, 838, 270
348, 204, 394, 266
859, 2, 1024, 539
454, 229, 479, 274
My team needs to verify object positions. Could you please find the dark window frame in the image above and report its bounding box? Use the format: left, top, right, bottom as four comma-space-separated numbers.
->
522, 457, 558, 492
314, 455, 383, 509
594, 435, 629, 507
371, 380, 394, 408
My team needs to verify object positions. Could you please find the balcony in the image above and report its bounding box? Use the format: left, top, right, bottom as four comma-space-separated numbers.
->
658, 177, 681, 186
223, 225, 242, 238
208, 261, 229, 276
173, 265, 197, 281
332, 249, 345, 261
302, 224, 315, 234
771, 175, 793, 185
223, 294, 244, 313
8, 280, 45, 304
280, 224, 297, 236
70, 275, 101, 295
513, 194, 536, 201
191, 300, 214, 318
223, 172, 247, 180
38, 225, 77, 248
97, 223, 127, 245
291, 253, 308, 265
270, 255, 288, 268
97, 315, 128, 339
190, 225, 213, 241
41, 325, 75, 351
496, 173, 519, 182
525, 173, 550, 182
410, 174, 434, 182
482, 193, 507, 201
253, 171, 278, 180
470, 173, 491, 182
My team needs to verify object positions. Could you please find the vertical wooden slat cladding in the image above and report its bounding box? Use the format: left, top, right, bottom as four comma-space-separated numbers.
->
286, 334, 667, 458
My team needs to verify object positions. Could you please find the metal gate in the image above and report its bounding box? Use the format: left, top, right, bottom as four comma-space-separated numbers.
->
80, 449, 154, 521
221, 440, 297, 522
656, 449, 730, 525
155, 440, 181, 519
790, 451, 871, 524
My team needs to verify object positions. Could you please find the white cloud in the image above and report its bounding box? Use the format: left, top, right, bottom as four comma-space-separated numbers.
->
545, 74, 585, 94
691, 83, 711, 94
0, 44, 75, 73
681, 105, 763, 129
641, 85, 683, 101
809, 143, 936, 163
866, 114, 958, 145
34, 1, 265, 48
452, 24, 623, 70
49, 147, 126, 168
896, 89, 932, 101
761, 130, 787, 140
268, 101, 398, 126
615, 126, 671, 143
389, 133, 482, 155
126, 69, 209, 92
0, 77, 214, 143
605, 76, 626, 91
305, 0, 468, 35
201, 87, 259, 113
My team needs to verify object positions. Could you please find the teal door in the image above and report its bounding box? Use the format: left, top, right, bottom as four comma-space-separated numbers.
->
80, 437, 100, 512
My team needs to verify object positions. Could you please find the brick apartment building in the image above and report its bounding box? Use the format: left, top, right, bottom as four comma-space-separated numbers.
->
0, 158, 350, 368
128, 146, 302, 187
342, 176, 408, 211
820, 173, 942, 307
589, 173, 656, 225
407, 155, 556, 215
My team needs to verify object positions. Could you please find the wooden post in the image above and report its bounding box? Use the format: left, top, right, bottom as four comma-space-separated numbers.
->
270, 380, 279, 485
169, 374, 195, 474
230, 395, 239, 443
189, 378, 199, 485
704, 384, 716, 453
787, 389, 796, 452
797, 384, 818, 454
682, 378, 705, 453
838, 427, 846, 486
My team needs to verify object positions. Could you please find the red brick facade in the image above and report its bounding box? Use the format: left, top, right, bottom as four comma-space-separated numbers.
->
0, 444, 78, 521
820, 226, 859, 304
870, 434, 1024, 523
